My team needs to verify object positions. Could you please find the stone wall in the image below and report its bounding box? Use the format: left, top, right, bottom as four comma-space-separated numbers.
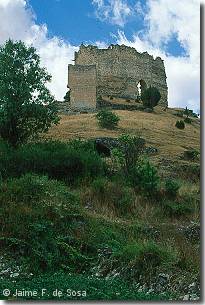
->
68, 44, 168, 109
68, 64, 97, 110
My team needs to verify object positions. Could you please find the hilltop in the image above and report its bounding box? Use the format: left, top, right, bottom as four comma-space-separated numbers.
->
47, 106, 200, 161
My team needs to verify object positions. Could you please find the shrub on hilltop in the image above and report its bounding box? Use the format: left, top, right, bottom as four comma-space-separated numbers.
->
175, 120, 185, 129
184, 117, 192, 124
141, 86, 161, 109
96, 109, 120, 129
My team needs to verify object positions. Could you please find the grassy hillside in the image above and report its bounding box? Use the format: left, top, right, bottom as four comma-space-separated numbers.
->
47, 107, 200, 160
0, 106, 200, 301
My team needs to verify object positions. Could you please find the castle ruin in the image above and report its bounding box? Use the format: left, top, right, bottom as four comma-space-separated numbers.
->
68, 44, 168, 110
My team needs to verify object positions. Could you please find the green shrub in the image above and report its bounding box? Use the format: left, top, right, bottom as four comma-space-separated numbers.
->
111, 185, 135, 214
163, 200, 193, 217
175, 120, 185, 129
130, 160, 159, 196
183, 149, 199, 161
97, 95, 103, 102
165, 179, 180, 198
111, 134, 145, 176
175, 163, 200, 181
110, 96, 113, 100
96, 109, 120, 129
183, 107, 198, 118
0, 140, 105, 182
0, 174, 82, 271
91, 178, 135, 215
112, 241, 177, 279
184, 117, 192, 124
91, 177, 108, 197
141, 87, 161, 109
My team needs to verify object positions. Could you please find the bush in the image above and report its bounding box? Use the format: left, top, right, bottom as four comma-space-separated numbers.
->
112, 241, 177, 279
184, 107, 198, 118
110, 96, 113, 100
175, 163, 200, 181
0, 140, 106, 182
130, 160, 160, 196
108, 183, 135, 214
165, 179, 180, 198
183, 149, 199, 161
111, 134, 145, 176
184, 117, 192, 124
0, 174, 82, 271
97, 95, 103, 102
163, 200, 193, 217
91, 177, 108, 197
91, 178, 135, 215
141, 87, 161, 109
175, 120, 185, 129
96, 109, 120, 129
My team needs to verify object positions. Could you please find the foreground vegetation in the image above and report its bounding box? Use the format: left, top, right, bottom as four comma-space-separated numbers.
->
0, 134, 200, 301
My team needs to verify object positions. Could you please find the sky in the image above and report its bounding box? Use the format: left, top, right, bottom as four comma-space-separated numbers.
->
0, 0, 200, 112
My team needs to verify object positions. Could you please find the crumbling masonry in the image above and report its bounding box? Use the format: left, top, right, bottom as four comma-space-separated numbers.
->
68, 44, 168, 110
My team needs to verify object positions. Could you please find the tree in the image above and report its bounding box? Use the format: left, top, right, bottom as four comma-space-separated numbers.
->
141, 86, 161, 109
0, 40, 60, 147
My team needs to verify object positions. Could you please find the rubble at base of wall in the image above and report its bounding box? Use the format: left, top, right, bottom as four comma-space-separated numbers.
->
57, 99, 166, 114
97, 99, 145, 111
56, 102, 97, 115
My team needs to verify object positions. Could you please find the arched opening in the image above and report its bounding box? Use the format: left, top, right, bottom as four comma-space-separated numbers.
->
136, 80, 147, 100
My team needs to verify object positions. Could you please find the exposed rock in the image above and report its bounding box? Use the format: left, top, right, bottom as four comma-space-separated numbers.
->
97, 98, 144, 111
178, 222, 200, 242
144, 146, 158, 155
144, 108, 153, 113
94, 137, 157, 157
95, 139, 112, 157
183, 294, 190, 301
189, 294, 200, 301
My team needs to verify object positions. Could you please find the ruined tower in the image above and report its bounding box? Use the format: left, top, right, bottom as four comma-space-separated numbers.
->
68, 44, 168, 110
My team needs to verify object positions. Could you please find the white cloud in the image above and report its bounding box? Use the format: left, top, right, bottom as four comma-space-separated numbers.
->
92, 0, 132, 27
117, 0, 200, 112
0, 0, 78, 100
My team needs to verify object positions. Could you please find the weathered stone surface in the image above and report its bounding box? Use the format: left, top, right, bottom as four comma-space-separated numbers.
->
68, 64, 97, 110
68, 44, 168, 110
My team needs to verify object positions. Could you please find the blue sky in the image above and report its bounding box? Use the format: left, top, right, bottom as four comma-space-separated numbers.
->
29, 0, 185, 57
0, 0, 200, 112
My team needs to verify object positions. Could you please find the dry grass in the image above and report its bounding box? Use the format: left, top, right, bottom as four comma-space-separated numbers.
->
46, 106, 200, 161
